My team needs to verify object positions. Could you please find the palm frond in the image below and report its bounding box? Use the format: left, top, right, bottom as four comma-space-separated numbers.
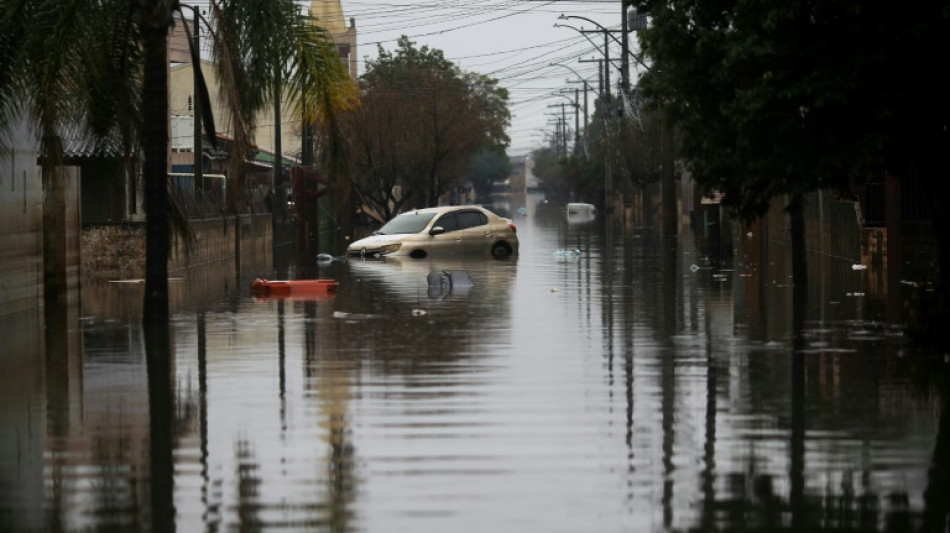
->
209, 1, 253, 213
284, 17, 360, 126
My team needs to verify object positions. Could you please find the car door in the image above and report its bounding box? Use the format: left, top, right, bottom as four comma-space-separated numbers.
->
455, 209, 492, 255
428, 212, 462, 254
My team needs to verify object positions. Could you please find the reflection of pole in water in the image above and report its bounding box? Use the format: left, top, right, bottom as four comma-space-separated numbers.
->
603, 209, 615, 371
661, 237, 677, 528
44, 290, 78, 529
278, 300, 287, 431
620, 224, 636, 439
197, 313, 211, 526
145, 322, 175, 532
304, 301, 316, 376
790, 283, 806, 530
44, 299, 70, 437
921, 378, 950, 531
700, 308, 717, 530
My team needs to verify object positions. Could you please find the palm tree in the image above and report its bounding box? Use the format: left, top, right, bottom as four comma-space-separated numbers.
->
0, 0, 358, 324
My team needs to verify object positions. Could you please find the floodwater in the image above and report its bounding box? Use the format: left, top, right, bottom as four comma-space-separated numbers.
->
2, 195, 948, 532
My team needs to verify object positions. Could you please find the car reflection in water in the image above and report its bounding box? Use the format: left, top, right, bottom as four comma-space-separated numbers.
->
345, 255, 515, 302
333, 255, 518, 364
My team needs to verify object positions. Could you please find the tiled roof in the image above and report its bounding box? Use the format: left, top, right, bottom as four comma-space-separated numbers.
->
58, 121, 123, 159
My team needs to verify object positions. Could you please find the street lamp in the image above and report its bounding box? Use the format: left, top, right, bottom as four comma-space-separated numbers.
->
552, 23, 621, 71
548, 62, 595, 92
555, 19, 613, 102
558, 14, 623, 93
558, 13, 649, 90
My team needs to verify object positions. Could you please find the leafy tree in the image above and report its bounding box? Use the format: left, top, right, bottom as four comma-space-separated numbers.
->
0, 0, 356, 325
463, 148, 511, 202
343, 36, 510, 221
632, 1, 950, 308
533, 98, 609, 206
616, 91, 663, 191
530, 146, 570, 201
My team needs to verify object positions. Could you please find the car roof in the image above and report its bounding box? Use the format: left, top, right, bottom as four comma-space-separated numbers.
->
400, 205, 487, 215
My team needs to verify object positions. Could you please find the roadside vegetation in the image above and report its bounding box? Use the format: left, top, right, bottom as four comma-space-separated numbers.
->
340, 36, 511, 222
631, 1, 949, 349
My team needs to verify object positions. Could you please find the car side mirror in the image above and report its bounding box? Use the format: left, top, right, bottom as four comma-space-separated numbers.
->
429, 226, 444, 236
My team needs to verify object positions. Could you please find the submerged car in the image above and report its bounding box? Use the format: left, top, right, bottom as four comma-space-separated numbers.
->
347, 205, 519, 260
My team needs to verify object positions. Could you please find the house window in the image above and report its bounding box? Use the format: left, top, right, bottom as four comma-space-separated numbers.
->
171, 115, 194, 152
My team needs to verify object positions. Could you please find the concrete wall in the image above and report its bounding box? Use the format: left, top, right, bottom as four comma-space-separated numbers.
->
0, 122, 44, 316
82, 213, 273, 279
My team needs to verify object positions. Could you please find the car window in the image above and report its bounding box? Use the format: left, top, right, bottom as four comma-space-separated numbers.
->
377, 212, 436, 234
434, 213, 459, 232
457, 211, 487, 230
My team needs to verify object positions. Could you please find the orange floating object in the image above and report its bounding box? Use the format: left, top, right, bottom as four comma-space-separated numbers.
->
250, 278, 338, 300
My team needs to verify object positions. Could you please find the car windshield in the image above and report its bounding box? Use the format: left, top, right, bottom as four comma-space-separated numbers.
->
377, 212, 436, 235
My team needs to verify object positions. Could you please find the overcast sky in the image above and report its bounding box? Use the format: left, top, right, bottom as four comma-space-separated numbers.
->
339, 0, 640, 156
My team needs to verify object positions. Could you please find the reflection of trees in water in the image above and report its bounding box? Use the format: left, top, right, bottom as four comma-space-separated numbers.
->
325, 411, 356, 533
601, 224, 945, 532
234, 438, 261, 531
302, 298, 357, 532
693, 458, 916, 531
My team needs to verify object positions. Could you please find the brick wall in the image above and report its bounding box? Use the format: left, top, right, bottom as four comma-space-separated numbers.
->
82, 214, 273, 279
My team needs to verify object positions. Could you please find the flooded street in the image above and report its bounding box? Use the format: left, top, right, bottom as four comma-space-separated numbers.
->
2, 196, 948, 532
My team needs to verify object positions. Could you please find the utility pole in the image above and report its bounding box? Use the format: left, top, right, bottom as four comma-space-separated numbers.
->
561, 103, 568, 156
579, 56, 613, 212
621, 2, 630, 95
566, 79, 590, 136
192, 7, 202, 193
579, 57, 605, 99
272, 60, 284, 253
558, 14, 632, 213
546, 106, 569, 157
574, 88, 581, 151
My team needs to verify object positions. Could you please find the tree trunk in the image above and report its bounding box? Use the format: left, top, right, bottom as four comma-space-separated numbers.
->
141, 9, 171, 325
788, 194, 807, 288
41, 139, 67, 309
661, 120, 676, 239
932, 183, 950, 314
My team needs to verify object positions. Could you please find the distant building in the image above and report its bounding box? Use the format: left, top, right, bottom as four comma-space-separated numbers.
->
311, 0, 358, 78
508, 155, 526, 195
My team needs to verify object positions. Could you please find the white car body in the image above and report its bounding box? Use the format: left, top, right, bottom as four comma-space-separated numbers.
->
347, 205, 519, 260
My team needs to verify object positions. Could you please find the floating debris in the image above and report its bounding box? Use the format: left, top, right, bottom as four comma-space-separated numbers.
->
554, 249, 582, 261
332, 311, 382, 320
250, 278, 338, 300
316, 253, 344, 263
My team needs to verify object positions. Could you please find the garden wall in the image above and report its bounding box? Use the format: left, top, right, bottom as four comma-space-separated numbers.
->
82, 213, 273, 279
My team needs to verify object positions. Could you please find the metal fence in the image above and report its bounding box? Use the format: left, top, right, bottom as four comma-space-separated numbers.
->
169, 173, 270, 219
